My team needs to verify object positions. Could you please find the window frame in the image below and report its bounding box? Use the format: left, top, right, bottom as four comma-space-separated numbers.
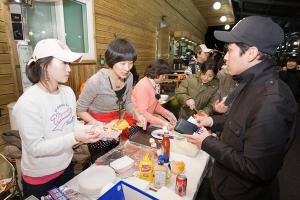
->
28, 0, 96, 60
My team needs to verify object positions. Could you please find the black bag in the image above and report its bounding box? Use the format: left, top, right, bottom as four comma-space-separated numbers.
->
174, 118, 202, 135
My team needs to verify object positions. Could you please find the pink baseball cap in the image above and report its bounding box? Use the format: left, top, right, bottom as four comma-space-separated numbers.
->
28, 38, 82, 65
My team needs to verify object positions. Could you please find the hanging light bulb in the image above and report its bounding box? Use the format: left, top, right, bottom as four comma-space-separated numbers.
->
213, 2, 221, 10
220, 16, 227, 22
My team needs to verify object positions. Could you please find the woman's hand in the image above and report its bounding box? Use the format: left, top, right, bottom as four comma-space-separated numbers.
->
166, 112, 177, 125
186, 99, 196, 110
164, 122, 175, 131
87, 120, 105, 126
133, 111, 147, 130
74, 129, 102, 143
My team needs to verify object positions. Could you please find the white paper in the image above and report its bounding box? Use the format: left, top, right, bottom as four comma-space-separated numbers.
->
187, 116, 197, 125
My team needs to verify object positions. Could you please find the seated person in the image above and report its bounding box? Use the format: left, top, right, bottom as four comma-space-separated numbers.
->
176, 60, 219, 119
131, 59, 177, 129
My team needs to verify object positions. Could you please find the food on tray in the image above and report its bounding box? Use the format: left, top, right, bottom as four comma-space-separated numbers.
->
170, 160, 185, 175
94, 126, 121, 139
118, 143, 157, 166
110, 156, 135, 174
122, 143, 142, 154
97, 142, 158, 175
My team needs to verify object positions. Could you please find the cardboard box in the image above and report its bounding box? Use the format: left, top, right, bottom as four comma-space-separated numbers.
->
98, 181, 158, 200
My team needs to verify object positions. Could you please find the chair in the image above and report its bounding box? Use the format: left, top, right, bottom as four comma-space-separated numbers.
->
0, 153, 22, 200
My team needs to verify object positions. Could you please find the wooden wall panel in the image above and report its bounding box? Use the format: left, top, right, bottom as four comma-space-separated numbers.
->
67, 62, 99, 97
0, 0, 19, 134
93, 0, 207, 85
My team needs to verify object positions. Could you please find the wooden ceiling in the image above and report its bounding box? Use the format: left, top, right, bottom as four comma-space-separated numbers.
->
192, 0, 235, 26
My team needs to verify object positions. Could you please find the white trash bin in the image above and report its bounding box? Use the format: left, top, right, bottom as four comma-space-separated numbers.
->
7, 102, 18, 130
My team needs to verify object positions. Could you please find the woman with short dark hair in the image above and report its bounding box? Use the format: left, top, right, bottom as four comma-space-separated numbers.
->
132, 59, 177, 129
77, 38, 145, 163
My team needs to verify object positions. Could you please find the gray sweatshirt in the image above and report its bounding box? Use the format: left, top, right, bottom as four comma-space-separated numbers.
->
77, 69, 134, 114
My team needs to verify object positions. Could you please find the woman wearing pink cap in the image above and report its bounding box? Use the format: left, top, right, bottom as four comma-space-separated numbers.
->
13, 39, 102, 198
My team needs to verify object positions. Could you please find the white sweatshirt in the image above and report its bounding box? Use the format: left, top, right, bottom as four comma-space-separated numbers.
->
13, 84, 86, 177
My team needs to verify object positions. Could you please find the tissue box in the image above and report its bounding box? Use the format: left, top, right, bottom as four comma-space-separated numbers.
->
98, 181, 158, 200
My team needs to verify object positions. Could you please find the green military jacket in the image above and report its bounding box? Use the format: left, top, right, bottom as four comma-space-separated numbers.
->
175, 73, 219, 119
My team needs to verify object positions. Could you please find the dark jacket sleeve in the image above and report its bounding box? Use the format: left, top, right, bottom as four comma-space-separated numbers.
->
211, 114, 227, 132
202, 94, 296, 183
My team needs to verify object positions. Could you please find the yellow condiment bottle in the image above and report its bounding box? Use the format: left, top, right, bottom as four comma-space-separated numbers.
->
139, 153, 154, 182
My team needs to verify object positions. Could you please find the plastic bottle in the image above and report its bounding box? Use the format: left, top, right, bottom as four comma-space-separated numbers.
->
139, 153, 154, 182
153, 156, 168, 189
161, 129, 170, 163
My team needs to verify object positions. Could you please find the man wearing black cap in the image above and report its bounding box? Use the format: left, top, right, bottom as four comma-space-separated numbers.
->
186, 16, 297, 200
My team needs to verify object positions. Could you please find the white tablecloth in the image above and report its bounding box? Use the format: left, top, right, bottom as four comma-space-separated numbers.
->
65, 149, 210, 200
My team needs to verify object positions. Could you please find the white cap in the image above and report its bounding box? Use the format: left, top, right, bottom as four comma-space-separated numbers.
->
199, 44, 213, 53
28, 38, 82, 65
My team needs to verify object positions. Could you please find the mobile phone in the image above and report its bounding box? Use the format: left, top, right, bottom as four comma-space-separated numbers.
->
174, 118, 202, 135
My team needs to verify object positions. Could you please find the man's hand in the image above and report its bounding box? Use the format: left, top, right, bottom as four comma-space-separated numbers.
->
186, 99, 196, 110
186, 127, 211, 149
214, 99, 228, 113
196, 116, 213, 127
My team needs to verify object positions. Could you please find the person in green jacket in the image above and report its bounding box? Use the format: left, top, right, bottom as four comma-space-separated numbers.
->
175, 60, 219, 119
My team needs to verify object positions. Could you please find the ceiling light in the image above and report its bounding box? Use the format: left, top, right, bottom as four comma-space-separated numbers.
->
224, 24, 230, 30
220, 16, 227, 22
213, 2, 221, 10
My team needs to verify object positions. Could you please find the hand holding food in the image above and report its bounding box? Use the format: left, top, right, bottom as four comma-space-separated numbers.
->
93, 126, 121, 140
134, 112, 147, 130
197, 116, 213, 127
193, 112, 208, 121
74, 129, 102, 143
166, 112, 177, 125
113, 119, 131, 130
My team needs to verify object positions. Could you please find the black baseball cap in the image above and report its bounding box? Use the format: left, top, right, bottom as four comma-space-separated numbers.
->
214, 16, 284, 55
